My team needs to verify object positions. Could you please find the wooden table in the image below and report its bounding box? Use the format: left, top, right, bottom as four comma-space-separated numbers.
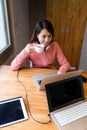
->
0, 65, 87, 130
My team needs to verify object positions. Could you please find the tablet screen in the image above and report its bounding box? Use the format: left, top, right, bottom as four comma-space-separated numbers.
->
0, 97, 28, 128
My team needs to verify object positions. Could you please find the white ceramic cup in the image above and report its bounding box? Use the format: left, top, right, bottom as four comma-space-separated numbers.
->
35, 44, 44, 53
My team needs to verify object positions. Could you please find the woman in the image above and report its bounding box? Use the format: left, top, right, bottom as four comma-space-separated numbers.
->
11, 19, 70, 74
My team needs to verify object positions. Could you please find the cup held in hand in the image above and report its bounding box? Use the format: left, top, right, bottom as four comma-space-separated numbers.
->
35, 44, 44, 53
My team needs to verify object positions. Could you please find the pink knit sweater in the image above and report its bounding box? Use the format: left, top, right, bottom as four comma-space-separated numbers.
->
11, 41, 70, 72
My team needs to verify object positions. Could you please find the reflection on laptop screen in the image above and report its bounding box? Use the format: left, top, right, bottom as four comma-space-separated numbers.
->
45, 76, 85, 112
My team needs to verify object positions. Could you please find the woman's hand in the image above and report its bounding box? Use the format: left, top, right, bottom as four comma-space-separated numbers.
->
57, 71, 65, 75
24, 45, 35, 53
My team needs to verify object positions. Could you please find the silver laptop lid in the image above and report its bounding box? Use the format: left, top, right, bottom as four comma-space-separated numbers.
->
45, 76, 85, 112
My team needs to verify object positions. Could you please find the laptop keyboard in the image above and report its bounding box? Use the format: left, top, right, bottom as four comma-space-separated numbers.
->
53, 102, 87, 126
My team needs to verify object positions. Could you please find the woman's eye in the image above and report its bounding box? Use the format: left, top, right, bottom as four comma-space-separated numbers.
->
48, 35, 52, 38
42, 35, 52, 39
42, 35, 46, 38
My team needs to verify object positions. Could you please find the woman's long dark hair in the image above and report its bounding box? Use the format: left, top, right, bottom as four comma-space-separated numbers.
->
30, 19, 54, 43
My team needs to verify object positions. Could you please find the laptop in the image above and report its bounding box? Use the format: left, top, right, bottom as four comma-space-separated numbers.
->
45, 75, 87, 130
0, 97, 28, 128
33, 70, 83, 90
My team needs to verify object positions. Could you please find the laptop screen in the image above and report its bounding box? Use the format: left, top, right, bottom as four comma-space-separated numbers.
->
45, 76, 85, 112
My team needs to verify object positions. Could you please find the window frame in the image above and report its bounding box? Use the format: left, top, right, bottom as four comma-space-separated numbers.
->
0, 0, 13, 65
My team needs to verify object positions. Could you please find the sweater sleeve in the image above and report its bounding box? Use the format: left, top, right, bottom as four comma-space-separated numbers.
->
55, 43, 70, 72
11, 49, 29, 71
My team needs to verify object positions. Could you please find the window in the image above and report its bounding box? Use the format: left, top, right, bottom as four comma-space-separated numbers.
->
0, 0, 11, 53
0, 0, 12, 65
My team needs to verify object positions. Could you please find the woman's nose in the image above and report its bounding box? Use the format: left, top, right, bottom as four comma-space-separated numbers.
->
45, 37, 49, 42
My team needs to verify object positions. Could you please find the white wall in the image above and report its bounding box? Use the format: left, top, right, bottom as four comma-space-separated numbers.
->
79, 21, 87, 71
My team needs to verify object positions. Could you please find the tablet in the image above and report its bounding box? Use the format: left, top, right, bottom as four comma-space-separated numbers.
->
0, 97, 28, 128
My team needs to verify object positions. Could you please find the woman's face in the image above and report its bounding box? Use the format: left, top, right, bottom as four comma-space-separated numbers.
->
37, 29, 53, 47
